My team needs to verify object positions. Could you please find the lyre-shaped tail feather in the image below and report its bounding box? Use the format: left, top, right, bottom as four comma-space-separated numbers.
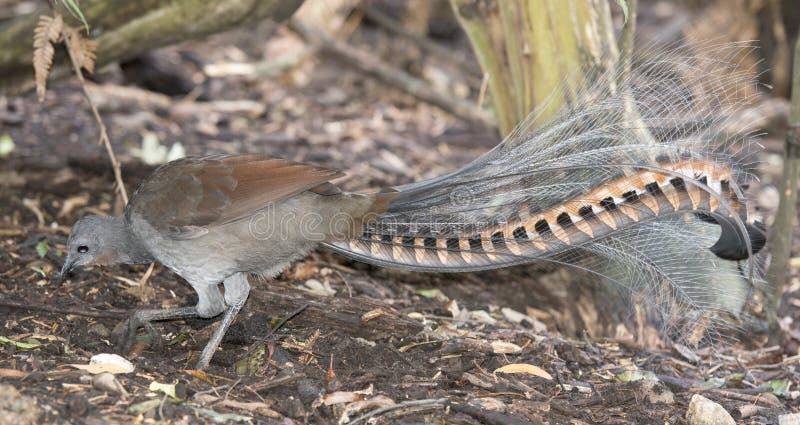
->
323, 42, 766, 343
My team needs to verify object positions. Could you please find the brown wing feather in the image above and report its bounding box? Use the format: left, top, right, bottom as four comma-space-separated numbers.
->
126, 155, 343, 237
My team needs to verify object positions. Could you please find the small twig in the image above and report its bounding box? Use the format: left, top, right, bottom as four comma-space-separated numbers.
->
249, 372, 306, 393
61, 27, 128, 205
448, 401, 542, 425
0, 298, 127, 319
348, 398, 448, 425
702, 388, 783, 408
193, 383, 230, 397
158, 394, 168, 421
617, 0, 637, 86
288, 19, 495, 129
0, 228, 28, 237
239, 303, 310, 374
138, 262, 155, 301
257, 303, 309, 341
223, 377, 242, 401
359, 5, 481, 77
21, 198, 45, 227
476, 72, 489, 107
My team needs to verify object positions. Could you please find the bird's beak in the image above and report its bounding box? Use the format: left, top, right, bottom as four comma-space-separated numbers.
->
60, 256, 77, 277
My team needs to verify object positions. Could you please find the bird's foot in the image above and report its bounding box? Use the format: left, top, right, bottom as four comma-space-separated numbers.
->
114, 307, 199, 357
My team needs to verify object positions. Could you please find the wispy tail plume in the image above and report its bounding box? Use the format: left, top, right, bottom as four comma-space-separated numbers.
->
324, 41, 767, 345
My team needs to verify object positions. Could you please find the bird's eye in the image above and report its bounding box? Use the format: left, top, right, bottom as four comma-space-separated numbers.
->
77, 245, 89, 253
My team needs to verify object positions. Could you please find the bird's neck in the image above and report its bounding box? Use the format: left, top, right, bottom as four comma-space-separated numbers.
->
106, 216, 153, 265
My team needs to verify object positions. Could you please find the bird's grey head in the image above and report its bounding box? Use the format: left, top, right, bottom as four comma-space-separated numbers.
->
61, 215, 143, 276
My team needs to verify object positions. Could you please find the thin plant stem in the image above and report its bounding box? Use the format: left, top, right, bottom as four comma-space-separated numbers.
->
618, 0, 637, 86
61, 28, 128, 205
766, 34, 800, 343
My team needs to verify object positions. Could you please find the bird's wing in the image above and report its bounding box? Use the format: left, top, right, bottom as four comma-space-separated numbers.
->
126, 155, 343, 239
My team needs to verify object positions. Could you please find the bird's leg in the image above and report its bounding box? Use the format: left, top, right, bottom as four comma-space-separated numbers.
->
194, 273, 251, 370
117, 283, 225, 355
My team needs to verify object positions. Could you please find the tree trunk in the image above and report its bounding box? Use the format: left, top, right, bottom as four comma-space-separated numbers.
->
450, 0, 619, 137
0, 0, 304, 94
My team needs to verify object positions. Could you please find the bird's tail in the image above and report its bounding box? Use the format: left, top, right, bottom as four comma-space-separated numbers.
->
324, 41, 767, 344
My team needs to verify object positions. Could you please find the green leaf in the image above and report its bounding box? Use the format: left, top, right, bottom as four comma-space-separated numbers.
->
0, 133, 14, 157
35, 239, 49, 258
0, 336, 41, 350
167, 332, 190, 347
29, 266, 47, 277
615, 0, 629, 24
767, 379, 790, 395
702, 377, 725, 389
415, 288, 449, 302
615, 369, 657, 383
724, 372, 745, 386
60, 0, 89, 32
149, 380, 178, 398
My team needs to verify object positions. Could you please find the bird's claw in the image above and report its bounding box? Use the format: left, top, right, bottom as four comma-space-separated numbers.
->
114, 310, 165, 355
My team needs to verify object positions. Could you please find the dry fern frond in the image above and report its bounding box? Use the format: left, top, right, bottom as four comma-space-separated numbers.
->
33, 14, 64, 102
65, 26, 97, 73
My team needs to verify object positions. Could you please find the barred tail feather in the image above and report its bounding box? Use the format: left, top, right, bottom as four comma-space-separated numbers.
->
323, 41, 767, 345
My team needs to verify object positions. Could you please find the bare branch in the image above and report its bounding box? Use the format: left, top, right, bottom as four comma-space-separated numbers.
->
61, 21, 128, 205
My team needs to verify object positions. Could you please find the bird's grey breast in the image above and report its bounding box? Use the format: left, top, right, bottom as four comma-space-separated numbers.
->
127, 212, 236, 285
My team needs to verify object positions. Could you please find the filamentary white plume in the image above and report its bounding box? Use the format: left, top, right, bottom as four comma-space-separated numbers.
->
324, 41, 768, 346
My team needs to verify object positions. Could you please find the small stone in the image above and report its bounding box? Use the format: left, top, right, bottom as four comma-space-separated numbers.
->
92, 373, 128, 396
67, 394, 90, 417
640, 379, 674, 405
296, 379, 321, 405
326, 377, 342, 392
271, 346, 291, 365
686, 394, 735, 425
88, 323, 111, 338
279, 396, 305, 418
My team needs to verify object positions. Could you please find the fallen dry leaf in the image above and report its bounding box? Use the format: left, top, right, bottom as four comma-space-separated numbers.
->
218, 400, 281, 418
353, 384, 374, 395
68, 353, 135, 374
339, 395, 396, 424
324, 391, 363, 405
491, 341, 522, 354
494, 363, 553, 380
